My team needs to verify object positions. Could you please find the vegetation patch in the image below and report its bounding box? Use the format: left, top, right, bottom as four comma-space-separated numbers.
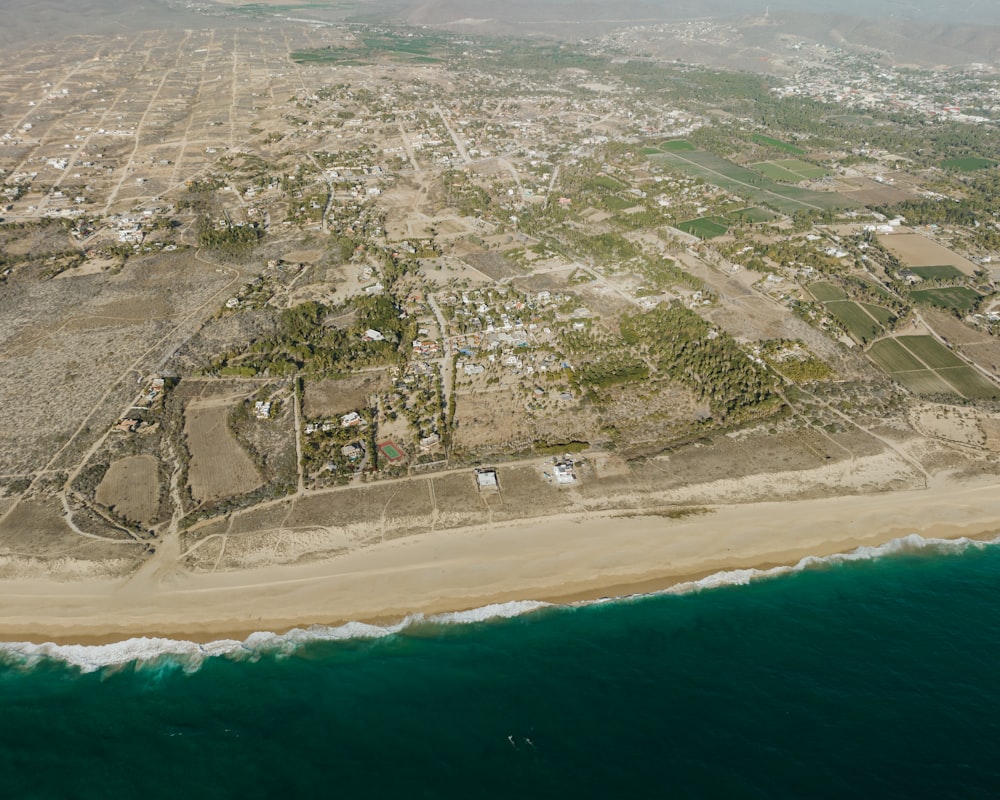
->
750, 134, 805, 155
677, 216, 729, 239
725, 207, 777, 224
807, 281, 848, 302
940, 156, 997, 171
895, 335, 964, 369
909, 286, 981, 313
826, 301, 883, 343
908, 265, 966, 281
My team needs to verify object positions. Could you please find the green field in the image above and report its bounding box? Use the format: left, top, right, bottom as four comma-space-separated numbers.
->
895, 335, 963, 369
660, 140, 696, 152
678, 217, 729, 239
868, 339, 927, 373
752, 159, 829, 182
892, 370, 962, 395
652, 149, 855, 214
808, 281, 848, 302
859, 303, 897, 328
936, 367, 1000, 398
726, 207, 778, 224
751, 162, 805, 182
751, 134, 805, 155
866, 336, 997, 397
941, 157, 997, 171
774, 159, 829, 179
908, 265, 966, 281
909, 286, 981, 312
826, 301, 883, 342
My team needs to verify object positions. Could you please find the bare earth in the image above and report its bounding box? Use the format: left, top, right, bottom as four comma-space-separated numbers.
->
95, 455, 159, 525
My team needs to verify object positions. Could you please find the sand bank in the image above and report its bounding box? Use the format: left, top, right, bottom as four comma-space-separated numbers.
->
1, 472, 999, 644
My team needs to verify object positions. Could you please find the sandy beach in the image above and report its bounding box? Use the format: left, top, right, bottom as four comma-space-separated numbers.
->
1, 467, 998, 645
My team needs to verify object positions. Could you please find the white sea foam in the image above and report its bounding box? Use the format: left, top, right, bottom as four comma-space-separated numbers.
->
0, 600, 554, 674
0, 534, 994, 673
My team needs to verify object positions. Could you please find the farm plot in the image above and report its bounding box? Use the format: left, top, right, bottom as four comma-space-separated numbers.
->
895, 335, 963, 369
750, 134, 804, 154
652, 149, 854, 214
941, 157, 997, 171
808, 282, 848, 302
826, 301, 883, 343
909, 265, 965, 281
867, 336, 999, 398
774, 159, 829, 179
185, 402, 263, 503
751, 162, 803, 182
878, 233, 979, 276
936, 367, 1000, 399
859, 303, 897, 328
909, 286, 982, 313
677, 216, 729, 239
95, 455, 159, 525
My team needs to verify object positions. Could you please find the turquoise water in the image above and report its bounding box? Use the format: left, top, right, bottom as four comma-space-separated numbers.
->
2, 535, 1000, 798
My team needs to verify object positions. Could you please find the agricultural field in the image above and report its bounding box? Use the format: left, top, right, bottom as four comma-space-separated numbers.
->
868, 336, 1000, 398
653, 149, 854, 214
940, 157, 997, 171
909, 286, 982, 313
878, 233, 980, 275
808, 282, 848, 302
750, 134, 805, 155
95, 455, 159, 526
184, 402, 263, 504
826, 301, 884, 343
677, 216, 729, 239
751, 159, 829, 183
909, 265, 966, 281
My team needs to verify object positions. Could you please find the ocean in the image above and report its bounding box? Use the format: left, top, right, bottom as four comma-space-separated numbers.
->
2, 534, 999, 799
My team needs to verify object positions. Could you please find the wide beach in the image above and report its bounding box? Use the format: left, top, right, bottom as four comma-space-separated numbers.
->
1, 468, 998, 645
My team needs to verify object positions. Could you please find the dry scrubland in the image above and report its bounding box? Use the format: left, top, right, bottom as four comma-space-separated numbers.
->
95, 455, 159, 526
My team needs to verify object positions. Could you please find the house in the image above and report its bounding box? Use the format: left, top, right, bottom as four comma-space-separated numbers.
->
340, 411, 363, 428
553, 458, 577, 485
254, 401, 272, 419
419, 433, 441, 450
341, 443, 364, 461
475, 468, 499, 492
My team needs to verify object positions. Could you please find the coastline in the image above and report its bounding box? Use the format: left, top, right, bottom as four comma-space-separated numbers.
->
2, 471, 1000, 647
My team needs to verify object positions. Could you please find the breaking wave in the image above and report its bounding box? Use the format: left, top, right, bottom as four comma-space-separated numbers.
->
0, 535, 995, 673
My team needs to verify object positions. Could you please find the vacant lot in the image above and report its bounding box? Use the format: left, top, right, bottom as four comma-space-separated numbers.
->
185, 402, 263, 503
95, 455, 159, 525
304, 371, 390, 418
879, 233, 979, 275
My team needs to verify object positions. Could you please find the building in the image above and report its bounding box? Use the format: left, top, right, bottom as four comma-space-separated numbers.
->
553, 458, 577, 485
475, 468, 499, 492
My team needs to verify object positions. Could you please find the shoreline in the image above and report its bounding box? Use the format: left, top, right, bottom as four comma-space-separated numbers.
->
2, 474, 1000, 647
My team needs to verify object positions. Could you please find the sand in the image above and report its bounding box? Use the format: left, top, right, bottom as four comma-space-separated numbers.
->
1, 468, 999, 644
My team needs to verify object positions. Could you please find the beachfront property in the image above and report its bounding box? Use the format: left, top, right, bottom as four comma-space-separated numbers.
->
475, 468, 500, 492
553, 459, 578, 485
